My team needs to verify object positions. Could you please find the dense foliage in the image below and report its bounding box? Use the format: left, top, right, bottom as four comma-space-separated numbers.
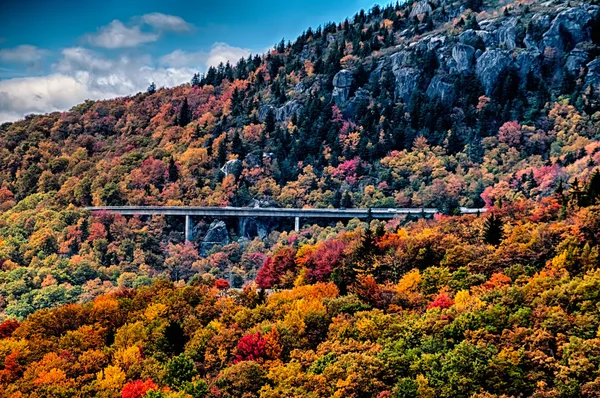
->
1, 0, 600, 394
1, 197, 600, 396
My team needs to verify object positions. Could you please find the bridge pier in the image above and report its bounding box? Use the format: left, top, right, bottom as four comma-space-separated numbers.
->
295, 216, 300, 232
185, 215, 193, 242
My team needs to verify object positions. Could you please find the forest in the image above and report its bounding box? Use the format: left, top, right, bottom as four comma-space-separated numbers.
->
1, 0, 600, 395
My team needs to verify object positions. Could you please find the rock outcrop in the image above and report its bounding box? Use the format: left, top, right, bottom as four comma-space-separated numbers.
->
475, 49, 513, 95
452, 44, 475, 73
426, 75, 454, 102
258, 100, 303, 122
541, 7, 594, 53
220, 159, 242, 177
585, 58, 600, 87
201, 220, 230, 256
332, 69, 354, 104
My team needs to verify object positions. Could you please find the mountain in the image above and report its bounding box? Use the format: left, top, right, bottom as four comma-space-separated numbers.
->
1, 0, 600, 395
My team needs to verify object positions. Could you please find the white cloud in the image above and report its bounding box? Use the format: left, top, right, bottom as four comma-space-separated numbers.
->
140, 13, 193, 32
0, 45, 49, 64
160, 43, 251, 69
206, 42, 252, 68
86, 13, 193, 49
0, 40, 255, 123
86, 20, 159, 49
0, 47, 199, 123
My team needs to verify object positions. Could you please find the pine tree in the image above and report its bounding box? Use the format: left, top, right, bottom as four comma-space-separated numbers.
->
178, 98, 191, 127
586, 169, 600, 205
168, 157, 179, 182
147, 82, 156, 94
483, 213, 503, 246
191, 73, 201, 87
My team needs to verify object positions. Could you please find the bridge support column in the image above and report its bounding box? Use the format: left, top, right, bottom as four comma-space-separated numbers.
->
185, 215, 193, 242
294, 216, 300, 232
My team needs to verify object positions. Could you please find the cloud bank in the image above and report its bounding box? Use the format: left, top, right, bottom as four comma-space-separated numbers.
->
0, 42, 253, 123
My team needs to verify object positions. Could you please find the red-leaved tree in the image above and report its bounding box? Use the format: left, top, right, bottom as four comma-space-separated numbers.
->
235, 332, 267, 363
121, 378, 159, 398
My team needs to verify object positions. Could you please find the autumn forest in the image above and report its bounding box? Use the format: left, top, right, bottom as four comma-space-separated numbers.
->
1, 0, 600, 396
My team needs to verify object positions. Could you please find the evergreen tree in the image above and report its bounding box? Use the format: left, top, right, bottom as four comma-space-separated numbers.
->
178, 98, 191, 127
168, 157, 179, 182
586, 169, 600, 206
483, 213, 504, 246
191, 73, 201, 87
147, 82, 156, 94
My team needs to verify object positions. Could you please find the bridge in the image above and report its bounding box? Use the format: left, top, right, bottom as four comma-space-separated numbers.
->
83, 206, 487, 241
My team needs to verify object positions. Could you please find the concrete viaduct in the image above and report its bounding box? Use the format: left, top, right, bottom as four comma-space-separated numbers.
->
83, 206, 487, 242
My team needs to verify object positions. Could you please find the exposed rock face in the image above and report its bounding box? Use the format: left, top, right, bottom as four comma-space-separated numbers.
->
426, 75, 453, 102
276, 100, 302, 120
475, 49, 513, 95
393, 67, 421, 102
332, 69, 354, 104
524, 14, 551, 48
258, 105, 275, 121
542, 7, 594, 53
585, 58, 600, 87
220, 159, 242, 176
566, 46, 590, 74
460, 29, 495, 49
410, 0, 432, 19
258, 100, 302, 122
452, 44, 475, 73
515, 49, 542, 81
496, 17, 519, 50
346, 87, 371, 116
201, 220, 230, 256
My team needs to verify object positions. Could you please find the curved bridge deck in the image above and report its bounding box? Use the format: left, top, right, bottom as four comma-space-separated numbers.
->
83, 206, 487, 241
83, 206, 487, 218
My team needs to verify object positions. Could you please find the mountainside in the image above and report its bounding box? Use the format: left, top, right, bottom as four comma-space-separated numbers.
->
1, 0, 600, 395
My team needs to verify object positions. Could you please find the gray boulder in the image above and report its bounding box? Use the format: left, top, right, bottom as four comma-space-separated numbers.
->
566, 46, 590, 75
426, 75, 454, 103
585, 58, 600, 88
542, 7, 593, 53
220, 159, 242, 177
475, 49, 514, 94
201, 220, 230, 255
410, 0, 432, 19
332, 69, 354, 104
452, 44, 475, 73
258, 101, 302, 122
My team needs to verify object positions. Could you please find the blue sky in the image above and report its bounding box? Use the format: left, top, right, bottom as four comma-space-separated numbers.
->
0, 0, 379, 122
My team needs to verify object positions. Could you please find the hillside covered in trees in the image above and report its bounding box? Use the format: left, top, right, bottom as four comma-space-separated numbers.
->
1, 0, 600, 395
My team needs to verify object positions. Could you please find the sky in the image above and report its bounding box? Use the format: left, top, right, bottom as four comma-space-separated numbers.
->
0, 0, 379, 123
